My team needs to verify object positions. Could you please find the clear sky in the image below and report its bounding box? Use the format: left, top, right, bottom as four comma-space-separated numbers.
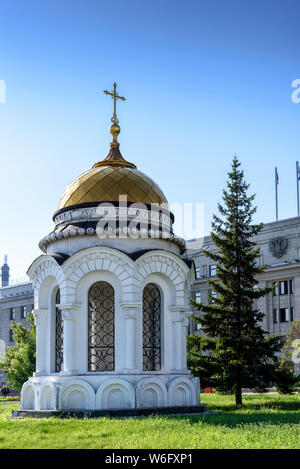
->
1, 0, 300, 281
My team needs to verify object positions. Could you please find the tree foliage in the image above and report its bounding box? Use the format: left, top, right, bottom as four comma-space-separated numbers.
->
273, 320, 300, 393
0, 314, 36, 392
280, 320, 300, 364
273, 366, 299, 394
188, 157, 296, 404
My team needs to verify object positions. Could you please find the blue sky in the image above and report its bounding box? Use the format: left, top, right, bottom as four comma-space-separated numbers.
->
1, 0, 300, 280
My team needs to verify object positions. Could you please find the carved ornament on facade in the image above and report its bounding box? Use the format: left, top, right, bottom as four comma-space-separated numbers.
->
269, 237, 288, 258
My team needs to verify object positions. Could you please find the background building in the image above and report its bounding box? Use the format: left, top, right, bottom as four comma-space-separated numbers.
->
0, 274, 34, 384
187, 216, 300, 345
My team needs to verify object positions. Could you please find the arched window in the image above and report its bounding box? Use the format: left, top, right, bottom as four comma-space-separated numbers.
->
143, 283, 161, 371
88, 281, 115, 372
55, 289, 63, 372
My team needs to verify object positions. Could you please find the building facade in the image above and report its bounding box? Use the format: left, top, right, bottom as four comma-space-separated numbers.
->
187, 216, 300, 361
0, 281, 34, 384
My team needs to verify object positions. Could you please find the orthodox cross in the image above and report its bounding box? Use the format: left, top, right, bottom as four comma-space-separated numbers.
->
103, 83, 126, 124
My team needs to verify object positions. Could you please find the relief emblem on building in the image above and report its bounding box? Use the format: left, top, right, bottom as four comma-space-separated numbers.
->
269, 237, 288, 258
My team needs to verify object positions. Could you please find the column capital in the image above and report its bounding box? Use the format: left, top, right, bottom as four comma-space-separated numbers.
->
57, 303, 81, 310
120, 302, 142, 309
58, 304, 81, 321
32, 309, 48, 326
120, 302, 141, 319
32, 308, 48, 316
168, 305, 190, 314
168, 305, 191, 322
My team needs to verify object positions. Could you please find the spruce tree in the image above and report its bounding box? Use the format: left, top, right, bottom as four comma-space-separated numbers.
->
189, 156, 285, 405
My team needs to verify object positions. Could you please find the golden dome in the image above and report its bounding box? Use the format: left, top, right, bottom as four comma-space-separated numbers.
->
57, 83, 168, 211
57, 154, 168, 210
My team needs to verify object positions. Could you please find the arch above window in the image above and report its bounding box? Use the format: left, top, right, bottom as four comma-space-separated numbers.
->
88, 281, 115, 372
143, 283, 161, 371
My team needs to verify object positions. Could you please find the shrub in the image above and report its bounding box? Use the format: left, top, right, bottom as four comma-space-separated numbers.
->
0, 385, 10, 396
251, 386, 268, 394
0, 314, 36, 392
273, 367, 298, 394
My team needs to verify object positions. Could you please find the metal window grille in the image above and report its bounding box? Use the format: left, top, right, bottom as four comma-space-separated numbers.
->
143, 283, 161, 371
55, 289, 64, 372
88, 282, 115, 372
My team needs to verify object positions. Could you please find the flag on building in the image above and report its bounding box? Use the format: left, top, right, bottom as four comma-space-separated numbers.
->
297, 161, 300, 217
275, 167, 279, 221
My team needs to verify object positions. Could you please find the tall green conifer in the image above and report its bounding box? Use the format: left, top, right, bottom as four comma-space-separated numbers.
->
189, 157, 285, 405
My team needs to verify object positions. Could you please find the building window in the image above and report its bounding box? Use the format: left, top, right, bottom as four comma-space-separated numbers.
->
9, 308, 15, 320
195, 267, 201, 279
209, 265, 216, 277
143, 283, 161, 371
272, 283, 278, 296
209, 290, 217, 304
55, 289, 63, 373
279, 281, 288, 295
193, 293, 202, 330
280, 308, 289, 323
291, 307, 294, 322
195, 292, 201, 303
273, 309, 278, 323
9, 329, 14, 342
21, 306, 27, 319
192, 317, 202, 332
273, 280, 294, 296
88, 282, 115, 372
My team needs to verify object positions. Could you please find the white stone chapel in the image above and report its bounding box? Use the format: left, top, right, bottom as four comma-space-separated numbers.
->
20, 84, 200, 414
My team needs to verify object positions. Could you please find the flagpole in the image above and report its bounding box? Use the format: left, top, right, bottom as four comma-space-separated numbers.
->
275, 167, 278, 221
297, 161, 299, 217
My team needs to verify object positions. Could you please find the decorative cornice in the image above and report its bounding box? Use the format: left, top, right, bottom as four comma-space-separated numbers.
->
38, 226, 186, 254
53, 202, 175, 222
53, 205, 173, 229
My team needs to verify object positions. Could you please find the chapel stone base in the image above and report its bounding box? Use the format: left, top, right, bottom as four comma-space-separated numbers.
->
12, 404, 206, 419
19, 374, 201, 414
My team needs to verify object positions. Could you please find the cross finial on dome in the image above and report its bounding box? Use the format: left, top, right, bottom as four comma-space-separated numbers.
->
93, 84, 135, 169
103, 82, 126, 146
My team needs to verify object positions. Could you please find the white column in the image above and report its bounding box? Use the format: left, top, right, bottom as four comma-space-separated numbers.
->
174, 319, 183, 370
59, 305, 80, 375
169, 306, 191, 372
121, 303, 140, 372
33, 309, 48, 376
181, 316, 189, 370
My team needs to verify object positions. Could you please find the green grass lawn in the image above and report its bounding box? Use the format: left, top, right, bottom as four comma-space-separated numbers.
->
0, 393, 299, 449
